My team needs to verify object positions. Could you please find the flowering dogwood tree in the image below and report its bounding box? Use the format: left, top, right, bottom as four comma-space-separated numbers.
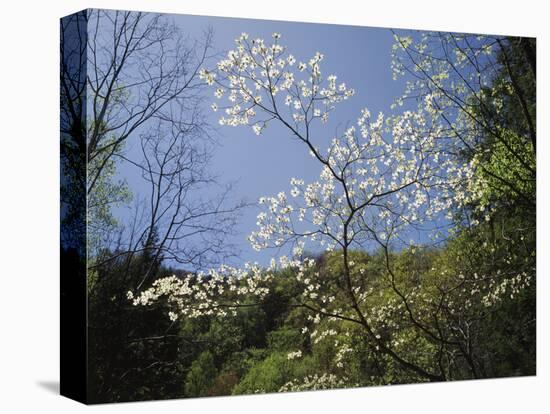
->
131, 32, 533, 386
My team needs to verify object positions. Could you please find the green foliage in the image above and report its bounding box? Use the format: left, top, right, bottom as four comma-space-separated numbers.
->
232, 352, 316, 394
185, 352, 218, 397
88, 251, 187, 402
471, 127, 535, 209
267, 327, 304, 352
87, 135, 132, 256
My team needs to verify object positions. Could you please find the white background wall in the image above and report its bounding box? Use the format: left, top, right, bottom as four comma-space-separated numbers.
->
0, 0, 547, 412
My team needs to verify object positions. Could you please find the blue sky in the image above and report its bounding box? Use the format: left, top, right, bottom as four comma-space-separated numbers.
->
114, 13, 410, 269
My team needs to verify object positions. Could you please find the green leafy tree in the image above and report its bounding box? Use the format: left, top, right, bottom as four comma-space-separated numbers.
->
185, 352, 218, 397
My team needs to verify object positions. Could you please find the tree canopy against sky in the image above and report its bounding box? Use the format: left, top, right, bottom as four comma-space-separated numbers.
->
112, 14, 409, 269
69, 10, 535, 401
131, 27, 535, 386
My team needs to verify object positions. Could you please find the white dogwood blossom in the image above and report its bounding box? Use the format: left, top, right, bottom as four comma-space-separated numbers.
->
246, 104, 477, 255
128, 263, 271, 319
390, 32, 535, 220
207, 33, 354, 135
279, 373, 352, 392
286, 350, 303, 360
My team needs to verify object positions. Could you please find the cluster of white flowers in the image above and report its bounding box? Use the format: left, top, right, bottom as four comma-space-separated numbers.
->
247, 105, 475, 256
201, 34, 491, 265
287, 350, 303, 360
278, 373, 351, 392
198, 68, 216, 86
310, 328, 338, 345
127, 263, 270, 319
480, 271, 532, 307
207, 32, 354, 135
365, 296, 408, 331
334, 341, 353, 368
390, 32, 509, 220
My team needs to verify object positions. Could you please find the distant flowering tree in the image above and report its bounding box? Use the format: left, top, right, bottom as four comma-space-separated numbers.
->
132, 31, 533, 385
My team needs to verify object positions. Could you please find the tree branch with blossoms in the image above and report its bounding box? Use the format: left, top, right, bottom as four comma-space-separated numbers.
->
200, 32, 493, 381
130, 31, 534, 386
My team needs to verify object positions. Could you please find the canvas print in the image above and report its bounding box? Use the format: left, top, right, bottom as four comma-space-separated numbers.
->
60, 9, 536, 404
